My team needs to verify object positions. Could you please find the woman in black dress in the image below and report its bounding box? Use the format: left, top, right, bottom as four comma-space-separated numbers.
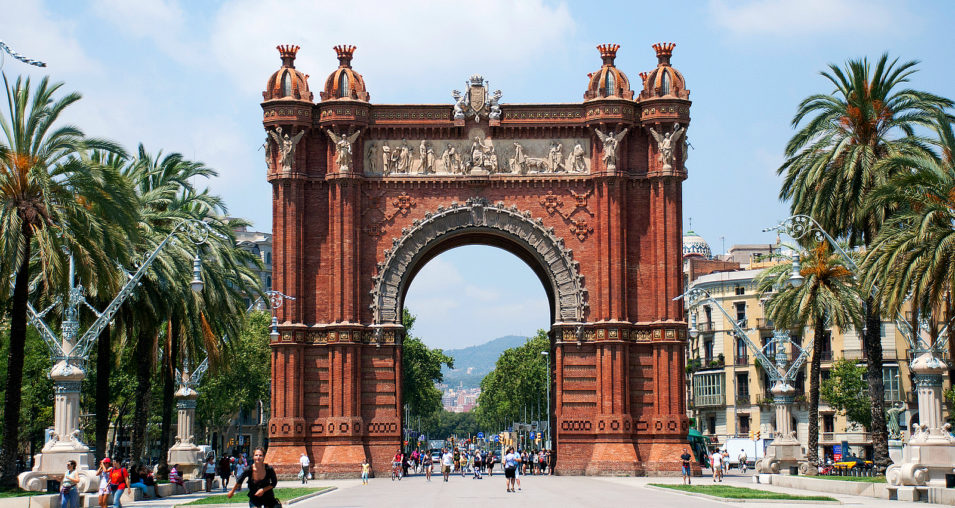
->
227, 448, 278, 508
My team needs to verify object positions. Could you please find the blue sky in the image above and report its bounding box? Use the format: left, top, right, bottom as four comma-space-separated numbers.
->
3, 0, 954, 348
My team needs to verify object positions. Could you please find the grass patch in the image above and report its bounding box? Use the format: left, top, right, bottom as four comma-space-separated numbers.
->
650, 484, 837, 501
183, 487, 330, 505
813, 475, 886, 483
0, 488, 47, 498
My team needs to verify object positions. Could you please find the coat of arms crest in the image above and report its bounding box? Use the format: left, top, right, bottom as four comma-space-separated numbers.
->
452, 75, 502, 121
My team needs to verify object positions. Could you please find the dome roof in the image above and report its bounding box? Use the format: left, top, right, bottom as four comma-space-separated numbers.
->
639, 42, 689, 100
683, 230, 711, 259
320, 45, 370, 102
584, 44, 634, 101
263, 45, 313, 102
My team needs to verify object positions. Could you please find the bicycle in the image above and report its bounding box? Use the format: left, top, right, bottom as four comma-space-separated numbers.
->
391, 462, 402, 481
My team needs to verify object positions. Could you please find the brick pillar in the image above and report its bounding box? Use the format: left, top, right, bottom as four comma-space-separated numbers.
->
265, 343, 306, 473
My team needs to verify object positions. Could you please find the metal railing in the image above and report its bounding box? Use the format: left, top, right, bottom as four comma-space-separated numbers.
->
734, 354, 749, 366
696, 393, 725, 407
735, 393, 751, 406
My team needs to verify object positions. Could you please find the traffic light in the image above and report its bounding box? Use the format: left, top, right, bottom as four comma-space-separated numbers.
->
754, 430, 760, 439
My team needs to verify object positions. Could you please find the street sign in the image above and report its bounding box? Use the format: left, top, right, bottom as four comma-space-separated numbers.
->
833, 444, 842, 462
477, 432, 484, 439
493, 434, 500, 443
418, 434, 426, 442
529, 432, 535, 439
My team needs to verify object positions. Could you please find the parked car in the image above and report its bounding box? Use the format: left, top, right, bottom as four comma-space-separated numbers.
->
833, 456, 872, 469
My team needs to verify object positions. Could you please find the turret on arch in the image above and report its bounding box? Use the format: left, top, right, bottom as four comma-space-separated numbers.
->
263, 42, 693, 477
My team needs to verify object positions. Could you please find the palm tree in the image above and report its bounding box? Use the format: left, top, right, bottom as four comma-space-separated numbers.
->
777, 54, 952, 465
863, 113, 955, 327
757, 243, 863, 466
0, 75, 137, 485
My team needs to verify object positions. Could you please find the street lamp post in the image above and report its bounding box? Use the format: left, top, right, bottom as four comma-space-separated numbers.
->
541, 350, 550, 450
18, 219, 217, 492
766, 214, 955, 487
167, 350, 211, 478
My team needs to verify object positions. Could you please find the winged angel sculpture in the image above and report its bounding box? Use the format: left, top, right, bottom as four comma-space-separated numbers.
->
595, 128, 629, 171
325, 129, 362, 173
649, 123, 685, 171
268, 126, 306, 172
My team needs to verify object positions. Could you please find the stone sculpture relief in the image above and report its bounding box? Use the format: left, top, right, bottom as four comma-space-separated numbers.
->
451, 75, 499, 121
595, 128, 629, 171
366, 137, 591, 176
268, 126, 306, 172
649, 123, 685, 171
325, 129, 362, 173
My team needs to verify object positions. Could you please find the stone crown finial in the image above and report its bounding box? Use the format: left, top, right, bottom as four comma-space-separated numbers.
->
652, 42, 676, 65
597, 43, 620, 66
334, 45, 357, 68
277, 44, 300, 68
639, 71, 649, 85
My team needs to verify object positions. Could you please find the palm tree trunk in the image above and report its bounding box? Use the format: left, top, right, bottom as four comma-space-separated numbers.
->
0, 237, 31, 487
158, 317, 179, 472
130, 329, 156, 462
807, 321, 824, 465
863, 298, 889, 466
95, 323, 111, 463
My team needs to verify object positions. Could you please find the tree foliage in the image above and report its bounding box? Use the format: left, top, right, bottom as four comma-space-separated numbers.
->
475, 329, 548, 428
820, 359, 871, 429
401, 309, 453, 418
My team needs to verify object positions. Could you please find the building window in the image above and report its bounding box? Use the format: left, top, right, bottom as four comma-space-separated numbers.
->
707, 415, 717, 435
883, 366, 900, 402
739, 415, 750, 435
703, 305, 712, 324
338, 73, 349, 98
734, 302, 746, 327
735, 285, 745, 295
823, 414, 834, 433
819, 331, 833, 361
266, 252, 272, 265
280, 72, 292, 97
661, 70, 671, 96
761, 336, 776, 358
704, 339, 714, 363
735, 338, 748, 365
694, 372, 724, 407
604, 73, 615, 96
736, 372, 749, 401
266, 275, 272, 290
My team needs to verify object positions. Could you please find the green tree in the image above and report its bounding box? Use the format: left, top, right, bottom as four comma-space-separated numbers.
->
401, 309, 453, 418
820, 359, 871, 428
757, 242, 863, 465
196, 310, 271, 445
475, 330, 548, 429
0, 75, 138, 485
863, 113, 955, 323
778, 54, 952, 465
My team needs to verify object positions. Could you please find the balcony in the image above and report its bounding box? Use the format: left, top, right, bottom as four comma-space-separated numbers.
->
734, 354, 749, 366
818, 432, 872, 444
754, 318, 774, 329
696, 393, 725, 407
735, 393, 751, 406
820, 350, 833, 362
698, 321, 714, 333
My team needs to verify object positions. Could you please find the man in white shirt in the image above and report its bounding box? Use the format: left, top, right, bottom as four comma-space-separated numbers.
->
299, 453, 310, 484
710, 450, 723, 482
441, 449, 454, 482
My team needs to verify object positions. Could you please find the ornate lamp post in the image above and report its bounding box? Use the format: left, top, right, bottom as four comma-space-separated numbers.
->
167, 352, 210, 479
766, 214, 955, 487
18, 220, 217, 492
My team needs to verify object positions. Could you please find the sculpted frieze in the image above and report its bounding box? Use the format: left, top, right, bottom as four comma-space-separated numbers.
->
363, 136, 592, 177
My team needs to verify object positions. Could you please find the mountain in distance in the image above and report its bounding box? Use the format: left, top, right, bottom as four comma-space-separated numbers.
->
439, 335, 528, 389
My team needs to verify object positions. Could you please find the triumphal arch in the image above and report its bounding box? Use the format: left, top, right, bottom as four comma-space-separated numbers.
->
262, 42, 692, 476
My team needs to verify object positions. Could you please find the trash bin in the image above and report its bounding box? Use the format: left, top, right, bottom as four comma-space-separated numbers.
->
789, 466, 799, 475
946, 473, 955, 488
46, 478, 60, 493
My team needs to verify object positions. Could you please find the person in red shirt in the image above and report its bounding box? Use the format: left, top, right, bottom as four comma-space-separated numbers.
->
108, 461, 130, 508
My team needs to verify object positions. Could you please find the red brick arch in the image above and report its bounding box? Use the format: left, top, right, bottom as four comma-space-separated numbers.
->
263, 50, 692, 477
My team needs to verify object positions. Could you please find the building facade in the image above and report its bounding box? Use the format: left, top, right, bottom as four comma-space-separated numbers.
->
682, 232, 953, 460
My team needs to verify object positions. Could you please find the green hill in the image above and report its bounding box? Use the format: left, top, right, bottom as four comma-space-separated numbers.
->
440, 335, 528, 388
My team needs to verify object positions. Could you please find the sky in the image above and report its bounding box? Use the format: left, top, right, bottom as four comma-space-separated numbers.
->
3, 0, 954, 349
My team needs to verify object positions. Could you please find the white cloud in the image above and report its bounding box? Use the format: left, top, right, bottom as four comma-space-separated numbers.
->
88, 0, 196, 65
209, 0, 576, 101
709, 0, 909, 38
464, 285, 499, 302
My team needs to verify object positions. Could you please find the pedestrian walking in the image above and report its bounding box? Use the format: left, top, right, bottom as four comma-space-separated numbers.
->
361, 460, 370, 485
203, 456, 216, 492
486, 452, 494, 477
60, 460, 79, 508
108, 460, 129, 508
422, 451, 433, 482
738, 451, 748, 473
503, 447, 520, 493
219, 455, 233, 490
710, 450, 723, 482
472, 451, 483, 479
299, 452, 310, 484
96, 458, 111, 508
441, 448, 453, 482
680, 447, 692, 485
227, 448, 279, 508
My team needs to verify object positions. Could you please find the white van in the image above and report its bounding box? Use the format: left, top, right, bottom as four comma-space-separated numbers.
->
722, 438, 771, 466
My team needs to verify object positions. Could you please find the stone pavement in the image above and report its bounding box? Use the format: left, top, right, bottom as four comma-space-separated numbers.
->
296, 470, 943, 508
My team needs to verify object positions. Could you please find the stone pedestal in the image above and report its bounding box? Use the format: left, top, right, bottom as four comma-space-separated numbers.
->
886, 353, 955, 487
166, 387, 203, 479
888, 439, 904, 464
19, 361, 97, 492
756, 383, 809, 474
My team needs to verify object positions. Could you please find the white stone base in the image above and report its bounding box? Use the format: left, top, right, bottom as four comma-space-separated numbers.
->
886, 439, 955, 487
168, 445, 203, 479
755, 440, 807, 474
19, 447, 97, 492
